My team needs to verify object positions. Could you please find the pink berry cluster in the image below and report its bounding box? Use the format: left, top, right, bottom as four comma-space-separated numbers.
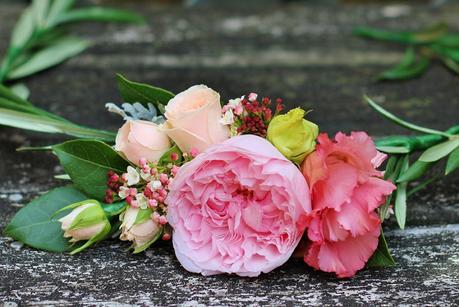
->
221, 92, 284, 138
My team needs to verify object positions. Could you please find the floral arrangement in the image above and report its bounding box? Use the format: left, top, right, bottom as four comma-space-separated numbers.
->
4, 75, 459, 279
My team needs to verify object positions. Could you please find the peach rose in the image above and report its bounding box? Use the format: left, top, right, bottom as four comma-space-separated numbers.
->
115, 120, 171, 166
163, 85, 230, 153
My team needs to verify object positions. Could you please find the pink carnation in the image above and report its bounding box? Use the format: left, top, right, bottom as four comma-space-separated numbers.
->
301, 132, 396, 278
166, 135, 311, 277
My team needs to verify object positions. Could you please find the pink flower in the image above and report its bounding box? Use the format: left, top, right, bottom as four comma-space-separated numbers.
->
166, 135, 311, 277
115, 120, 171, 166
163, 85, 231, 153
301, 132, 396, 278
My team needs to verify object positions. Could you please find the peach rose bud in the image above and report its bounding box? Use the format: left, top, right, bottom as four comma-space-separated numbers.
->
58, 200, 111, 254
115, 120, 171, 166
119, 206, 162, 253
163, 85, 230, 153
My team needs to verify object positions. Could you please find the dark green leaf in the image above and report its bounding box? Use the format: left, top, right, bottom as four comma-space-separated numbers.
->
419, 138, 459, 162
366, 229, 395, 267
397, 160, 432, 183
103, 201, 127, 217
52, 139, 130, 200
4, 186, 88, 252
7, 37, 89, 80
117, 74, 174, 114
446, 147, 459, 175
378, 54, 429, 81
437, 34, 459, 48
54, 7, 144, 25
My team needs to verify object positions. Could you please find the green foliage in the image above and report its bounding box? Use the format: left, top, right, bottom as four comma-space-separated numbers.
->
4, 185, 87, 252
367, 229, 396, 268
52, 139, 130, 200
117, 74, 175, 114
0, 0, 144, 83
354, 23, 459, 80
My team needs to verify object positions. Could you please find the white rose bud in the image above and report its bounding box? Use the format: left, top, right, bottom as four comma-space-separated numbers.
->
58, 200, 111, 254
119, 206, 162, 253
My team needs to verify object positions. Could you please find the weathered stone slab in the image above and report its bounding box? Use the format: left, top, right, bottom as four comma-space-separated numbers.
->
1, 0, 459, 305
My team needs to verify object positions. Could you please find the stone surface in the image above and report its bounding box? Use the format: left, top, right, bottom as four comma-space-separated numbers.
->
1, 0, 459, 305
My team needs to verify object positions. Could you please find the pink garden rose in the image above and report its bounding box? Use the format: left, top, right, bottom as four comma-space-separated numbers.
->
115, 120, 171, 166
301, 132, 396, 278
166, 135, 311, 277
163, 85, 230, 153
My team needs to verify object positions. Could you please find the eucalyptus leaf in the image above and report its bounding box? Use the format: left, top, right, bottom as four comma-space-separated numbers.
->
52, 139, 130, 200
419, 138, 459, 162
7, 37, 89, 80
117, 74, 174, 114
366, 229, 395, 267
445, 147, 459, 175
54, 7, 145, 25
4, 185, 88, 252
397, 160, 432, 183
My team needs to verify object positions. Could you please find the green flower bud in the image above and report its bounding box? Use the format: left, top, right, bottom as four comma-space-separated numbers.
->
58, 200, 111, 254
267, 108, 319, 164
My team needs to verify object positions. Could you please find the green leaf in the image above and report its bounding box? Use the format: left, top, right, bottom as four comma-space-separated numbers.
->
0, 107, 116, 141
0, 83, 31, 105
103, 201, 127, 217
10, 8, 35, 48
437, 34, 459, 48
52, 139, 130, 200
364, 96, 452, 138
54, 7, 144, 25
395, 155, 409, 229
441, 57, 459, 74
117, 74, 174, 114
377, 146, 410, 154
379, 54, 429, 81
9, 83, 30, 100
419, 138, 459, 162
32, 0, 50, 29
353, 26, 412, 44
412, 23, 448, 43
397, 160, 432, 183
7, 37, 89, 80
366, 229, 395, 267
158, 145, 183, 165
46, 0, 75, 27
4, 185, 88, 252
384, 155, 398, 180
446, 147, 459, 175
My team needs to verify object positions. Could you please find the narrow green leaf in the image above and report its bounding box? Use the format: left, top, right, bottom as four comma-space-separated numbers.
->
7, 37, 89, 80
4, 186, 88, 252
9, 83, 30, 100
46, 0, 75, 27
353, 26, 412, 44
446, 147, 459, 175
379, 55, 429, 81
397, 160, 432, 183
52, 139, 130, 200
441, 57, 459, 74
32, 0, 50, 29
419, 138, 459, 162
364, 96, 452, 138
384, 156, 398, 180
0, 107, 116, 141
54, 7, 144, 25
395, 155, 409, 229
103, 201, 127, 217
366, 229, 395, 267
377, 146, 410, 154
412, 23, 448, 43
117, 74, 174, 113
10, 8, 35, 48
0, 83, 31, 105
407, 175, 440, 198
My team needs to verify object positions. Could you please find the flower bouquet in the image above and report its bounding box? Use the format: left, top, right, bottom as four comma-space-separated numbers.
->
3, 75, 459, 278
